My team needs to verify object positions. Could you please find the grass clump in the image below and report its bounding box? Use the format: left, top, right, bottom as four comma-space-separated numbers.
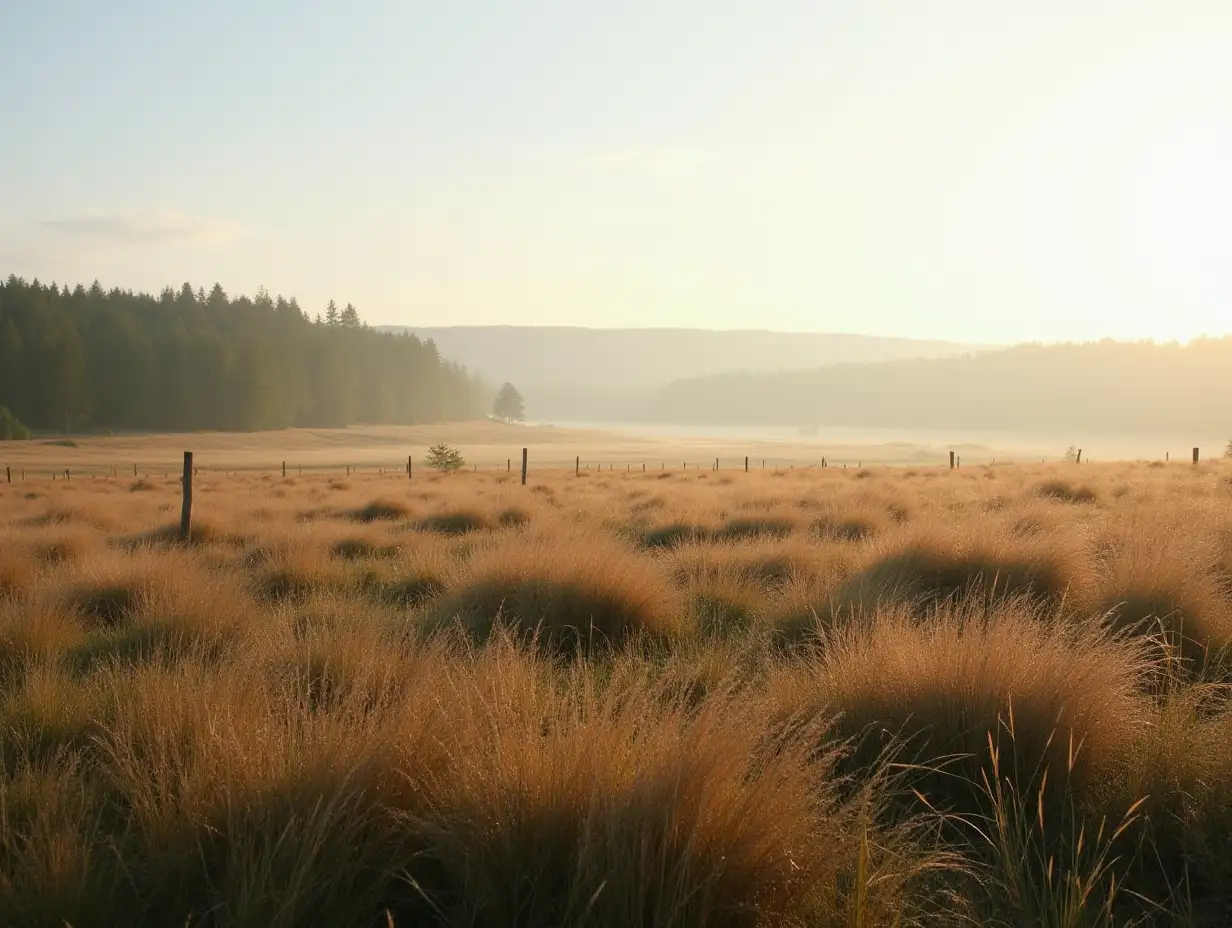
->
834, 526, 1091, 616
349, 498, 411, 523
429, 537, 685, 653
639, 522, 710, 549
417, 508, 489, 535
1035, 479, 1100, 505
773, 600, 1147, 815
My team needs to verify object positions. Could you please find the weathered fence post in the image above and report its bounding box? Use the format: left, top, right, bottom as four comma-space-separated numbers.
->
4, 466, 9, 484
715, 457, 719, 471
1076, 449, 1082, 464
642, 462, 645, 472
1193, 447, 1200, 465
180, 451, 193, 540
507, 458, 511, 473
949, 451, 955, 469
133, 463, 138, 477
282, 461, 286, 478
575, 456, 580, 475
406, 455, 412, 479
521, 447, 528, 485
744, 455, 748, 473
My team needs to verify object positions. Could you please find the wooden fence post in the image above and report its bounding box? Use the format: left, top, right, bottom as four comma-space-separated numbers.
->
5, 466, 9, 484
507, 458, 511, 473
1076, 449, 1082, 464
180, 451, 193, 540
346, 465, 351, 477
282, 461, 286, 478
407, 455, 412, 479
642, 462, 645, 472
744, 455, 748, 472
949, 451, 955, 469
521, 447, 528, 485
1193, 447, 1200, 465
133, 463, 138, 477
576, 456, 580, 475
715, 457, 719, 471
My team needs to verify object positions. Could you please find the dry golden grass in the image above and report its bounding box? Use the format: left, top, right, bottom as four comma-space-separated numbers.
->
1, 455, 1232, 924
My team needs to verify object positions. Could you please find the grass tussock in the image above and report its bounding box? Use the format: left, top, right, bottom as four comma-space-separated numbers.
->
417, 508, 489, 535
429, 536, 685, 652
1035, 478, 1101, 505
349, 498, 412, 523
773, 600, 1147, 813
835, 524, 1093, 616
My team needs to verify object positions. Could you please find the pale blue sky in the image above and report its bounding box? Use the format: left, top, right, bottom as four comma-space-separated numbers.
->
2, 1, 1230, 343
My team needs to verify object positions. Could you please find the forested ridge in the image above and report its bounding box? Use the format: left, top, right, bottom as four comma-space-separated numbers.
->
0, 276, 488, 433
649, 338, 1232, 435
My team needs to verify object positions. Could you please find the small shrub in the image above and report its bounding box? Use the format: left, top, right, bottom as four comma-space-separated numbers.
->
425, 443, 466, 473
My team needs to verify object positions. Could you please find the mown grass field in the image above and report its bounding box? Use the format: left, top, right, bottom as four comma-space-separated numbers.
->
2, 455, 1232, 926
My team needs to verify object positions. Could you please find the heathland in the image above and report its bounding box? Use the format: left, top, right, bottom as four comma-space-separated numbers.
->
2, 447, 1232, 926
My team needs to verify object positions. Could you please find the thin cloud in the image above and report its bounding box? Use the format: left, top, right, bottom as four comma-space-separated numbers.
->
581, 146, 717, 176
43, 210, 243, 245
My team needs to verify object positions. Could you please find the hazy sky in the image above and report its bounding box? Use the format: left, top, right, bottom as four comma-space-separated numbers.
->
2, 1, 1230, 344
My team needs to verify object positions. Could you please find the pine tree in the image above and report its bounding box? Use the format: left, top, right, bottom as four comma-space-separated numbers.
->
425, 443, 465, 472
493, 382, 525, 422
325, 300, 340, 327
340, 302, 361, 328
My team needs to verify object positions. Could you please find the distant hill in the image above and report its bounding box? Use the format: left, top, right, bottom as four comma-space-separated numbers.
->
375, 326, 981, 420
648, 338, 1232, 438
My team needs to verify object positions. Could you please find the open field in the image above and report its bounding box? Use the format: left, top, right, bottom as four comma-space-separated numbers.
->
0, 421, 1057, 478
2, 456, 1232, 925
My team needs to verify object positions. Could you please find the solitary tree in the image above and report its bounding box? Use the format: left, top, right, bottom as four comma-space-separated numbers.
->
325, 300, 340, 327
492, 383, 525, 422
425, 443, 466, 472
0, 406, 29, 440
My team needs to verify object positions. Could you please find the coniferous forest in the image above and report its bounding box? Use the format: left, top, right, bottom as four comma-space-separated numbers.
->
0, 276, 489, 433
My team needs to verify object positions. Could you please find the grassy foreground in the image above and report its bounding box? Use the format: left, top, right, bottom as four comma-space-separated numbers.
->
2, 460, 1232, 926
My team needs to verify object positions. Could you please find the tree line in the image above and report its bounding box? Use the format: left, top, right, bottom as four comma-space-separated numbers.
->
0, 276, 490, 433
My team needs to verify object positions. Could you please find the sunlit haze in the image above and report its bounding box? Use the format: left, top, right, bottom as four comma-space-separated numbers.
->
2, 1, 1230, 344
